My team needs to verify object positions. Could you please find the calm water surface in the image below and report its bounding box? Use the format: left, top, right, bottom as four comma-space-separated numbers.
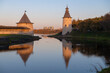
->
0, 36, 109, 73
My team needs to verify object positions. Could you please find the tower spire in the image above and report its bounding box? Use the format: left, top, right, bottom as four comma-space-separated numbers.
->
66, 5, 68, 9
17, 11, 33, 24
63, 6, 71, 18
25, 10, 27, 13
66, 4, 68, 8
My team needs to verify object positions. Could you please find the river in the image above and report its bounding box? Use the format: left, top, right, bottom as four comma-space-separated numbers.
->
0, 36, 110, 73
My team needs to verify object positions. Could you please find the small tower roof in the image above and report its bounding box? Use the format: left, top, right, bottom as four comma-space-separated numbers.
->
63, 6, 72, 18
19, 53, 31, 64
17, 11, 33, 24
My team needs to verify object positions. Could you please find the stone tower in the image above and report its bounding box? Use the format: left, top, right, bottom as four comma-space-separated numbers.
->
62, 6, 72, 35
17, 11, 33, 31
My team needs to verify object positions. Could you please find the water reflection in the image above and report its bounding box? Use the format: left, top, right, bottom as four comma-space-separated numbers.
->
0, 42, 34, 66
0, 37, 110, 73
62, 39, 80, 68
62, 39, 72, 68
17, 42, 33, 66
61, 38, 110, 70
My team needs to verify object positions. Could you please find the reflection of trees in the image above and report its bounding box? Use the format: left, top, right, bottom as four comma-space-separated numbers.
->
78, 44, 110, 66
62, 39, 110, 68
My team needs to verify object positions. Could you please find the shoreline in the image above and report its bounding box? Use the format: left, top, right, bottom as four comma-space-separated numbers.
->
49, 31, 110, 45
99, 67, 110, 73
0, 34, 41, 46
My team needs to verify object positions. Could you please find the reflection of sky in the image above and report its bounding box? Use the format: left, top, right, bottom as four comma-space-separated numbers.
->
0, 0, 110, 29
0, 37, 107, 73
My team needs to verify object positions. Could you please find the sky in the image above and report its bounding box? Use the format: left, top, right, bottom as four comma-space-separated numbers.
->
0, 0, 110, 29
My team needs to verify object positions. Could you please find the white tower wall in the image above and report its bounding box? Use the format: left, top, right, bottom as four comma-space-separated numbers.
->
62, 6, 72, 35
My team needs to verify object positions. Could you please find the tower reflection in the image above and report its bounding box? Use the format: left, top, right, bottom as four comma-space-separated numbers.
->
9, 42, 34, 66
62, 39, 80, 68
62, 38, 110, 69
61, 39, 93, 69
62, 39, 72, 68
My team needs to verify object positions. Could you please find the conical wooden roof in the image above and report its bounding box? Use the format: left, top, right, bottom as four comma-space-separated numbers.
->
17, 12, 33, 24
63, 6, 72, 18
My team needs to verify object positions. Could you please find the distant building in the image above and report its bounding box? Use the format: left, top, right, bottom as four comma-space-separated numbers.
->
48, 26, 54, 30
0, 11, 33, 35
43, 27, 48, 30
43, 26, 54, 30
62, 6, 72, 35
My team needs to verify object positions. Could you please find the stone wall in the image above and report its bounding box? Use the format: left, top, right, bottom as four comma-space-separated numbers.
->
0, 29, 33, 35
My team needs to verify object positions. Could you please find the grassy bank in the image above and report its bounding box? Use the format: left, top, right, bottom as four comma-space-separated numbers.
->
70, 31, 110, 44
70, 31, 110, 38
99, 67, 110, 73
0, 34, 41, 45
50, 31, 110, 44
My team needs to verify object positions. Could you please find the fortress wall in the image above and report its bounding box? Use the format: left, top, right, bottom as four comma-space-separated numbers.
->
0, 29, 33, 35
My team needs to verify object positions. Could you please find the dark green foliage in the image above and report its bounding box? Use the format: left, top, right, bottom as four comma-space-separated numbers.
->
99, 67, 110, 73
72, 13, 110, 32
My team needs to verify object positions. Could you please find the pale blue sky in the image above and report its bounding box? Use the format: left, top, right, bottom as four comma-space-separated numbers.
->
0, 0, 110, 29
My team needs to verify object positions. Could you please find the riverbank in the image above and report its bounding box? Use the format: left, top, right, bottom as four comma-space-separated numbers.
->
49, 31, 110, 44
99, 67, 110, 73
0, 34, 41, 46
50, 31, 110, 73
